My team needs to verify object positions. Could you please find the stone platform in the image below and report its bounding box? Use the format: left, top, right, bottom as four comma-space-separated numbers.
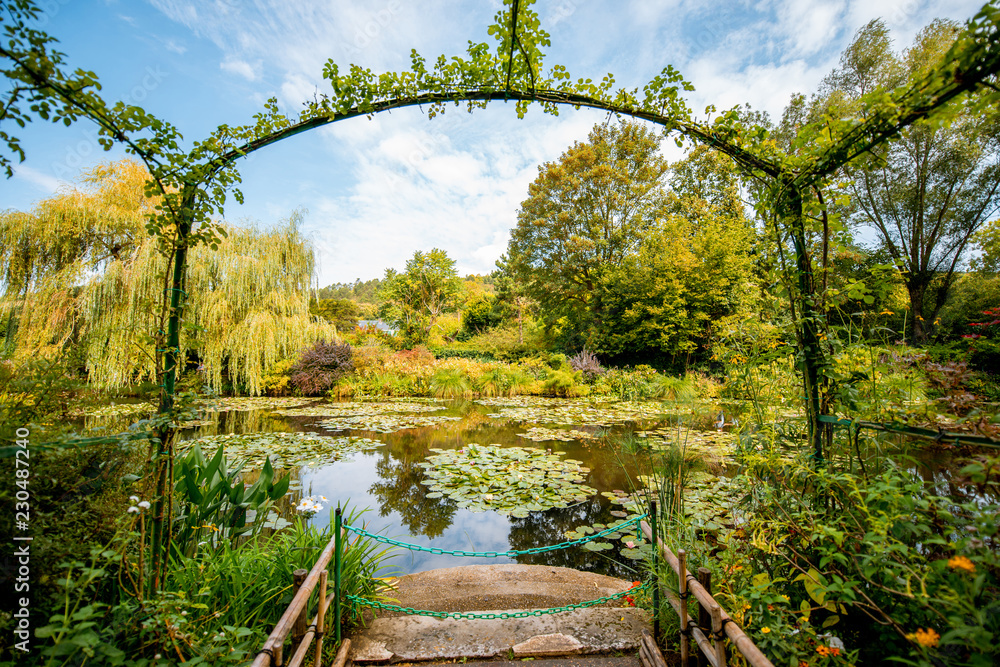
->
349, 565, 650, 663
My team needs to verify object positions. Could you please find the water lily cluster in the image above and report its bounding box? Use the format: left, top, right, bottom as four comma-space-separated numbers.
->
417, 444, 597, 516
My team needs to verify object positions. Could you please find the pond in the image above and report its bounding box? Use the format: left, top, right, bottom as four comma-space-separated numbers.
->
77, 396, 739, 578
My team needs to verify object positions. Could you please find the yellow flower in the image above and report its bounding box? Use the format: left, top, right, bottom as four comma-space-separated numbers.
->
761, 627, 771, 634
947, 555, 975, 573
879, 309, 894, 315
906, 627, 940, 648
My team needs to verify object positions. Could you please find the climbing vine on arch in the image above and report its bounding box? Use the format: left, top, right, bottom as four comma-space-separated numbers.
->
3, 0, 1000, 594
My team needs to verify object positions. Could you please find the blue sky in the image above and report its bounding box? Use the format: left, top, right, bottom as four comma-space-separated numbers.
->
1, 0, 986, 284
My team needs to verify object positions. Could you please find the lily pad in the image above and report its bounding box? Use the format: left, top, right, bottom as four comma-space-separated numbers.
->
478, 397, 669, 428
71, 402, 156, 418
517, 427, 597, 442
313, 412, 461, 433
416, 444, 597, 515
274, 401, 447, 418
197, 397, 317, 412
178, 431, 384, 470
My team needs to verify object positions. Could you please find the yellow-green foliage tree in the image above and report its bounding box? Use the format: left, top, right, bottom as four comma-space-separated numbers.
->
596, 147, 757, 367
0, 159, 336, 394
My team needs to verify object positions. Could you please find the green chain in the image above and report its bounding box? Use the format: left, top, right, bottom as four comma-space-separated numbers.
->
346, 582, 650, 620
342, 513, 647, 558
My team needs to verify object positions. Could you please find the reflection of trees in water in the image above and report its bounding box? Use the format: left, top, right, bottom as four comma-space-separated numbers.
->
368, 447, 457, 539
507, 496, 641, 580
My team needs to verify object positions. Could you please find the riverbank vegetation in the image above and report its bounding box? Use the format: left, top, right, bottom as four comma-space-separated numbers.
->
2, 0, 1000, 665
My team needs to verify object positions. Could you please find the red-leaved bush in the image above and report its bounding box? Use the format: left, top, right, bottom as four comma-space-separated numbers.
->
290, 340, 354, 395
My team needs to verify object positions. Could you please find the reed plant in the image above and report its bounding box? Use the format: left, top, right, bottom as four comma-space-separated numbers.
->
429, 367, 472, 398
166, 507, 396, 636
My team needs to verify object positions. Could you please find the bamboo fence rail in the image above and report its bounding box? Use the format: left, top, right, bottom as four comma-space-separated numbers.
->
640, 521, 774, 667
250, 519, 351, 667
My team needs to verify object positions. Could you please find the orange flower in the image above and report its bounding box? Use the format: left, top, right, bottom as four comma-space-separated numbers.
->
906, 628, 940, 648
947, 555, 975, 573
631, 581, 642, 588
830, 648, 841, 657
799, 662, 809, 667
816, 646, 830, 657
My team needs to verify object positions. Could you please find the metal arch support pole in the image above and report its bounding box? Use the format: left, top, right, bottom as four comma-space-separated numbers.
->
334, 506, 342, 645
651, 499, 659, 643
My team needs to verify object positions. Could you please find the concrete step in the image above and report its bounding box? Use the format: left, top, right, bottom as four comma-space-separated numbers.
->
438, 657, 646, 667
348, 565, 651, 663
379, 564, 640, 615
350, 607, 650, 662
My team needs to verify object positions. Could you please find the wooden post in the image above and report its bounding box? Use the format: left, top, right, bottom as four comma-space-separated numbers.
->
678, 549, 690, 667
315, 570, 328, 667
697, 568, 711, 667
639, 520, 776, 667
698, 568, 711, 632
291, 569, 309, 654
334, 506, 342, 645
651, 500, 659, 643
711, 605, 727, 667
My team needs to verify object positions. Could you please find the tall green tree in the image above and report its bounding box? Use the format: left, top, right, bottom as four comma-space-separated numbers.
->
505, 119, 669, 348
378, 248, 464, 345
596, 146, 757, 366
823, 19, 1000, 342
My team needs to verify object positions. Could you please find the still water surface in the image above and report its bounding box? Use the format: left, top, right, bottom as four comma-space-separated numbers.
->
169, 397, 691, 578
83, 396, 984, 578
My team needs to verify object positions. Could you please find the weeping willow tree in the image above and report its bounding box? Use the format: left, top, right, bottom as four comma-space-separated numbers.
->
1, 159, 337, 394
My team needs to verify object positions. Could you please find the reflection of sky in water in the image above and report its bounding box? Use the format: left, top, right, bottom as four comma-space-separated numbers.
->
298, 450, 640, 577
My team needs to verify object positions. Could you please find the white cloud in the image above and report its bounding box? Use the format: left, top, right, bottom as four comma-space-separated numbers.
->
12, 165, 68, 196
163, 38, 187, 55
220, 58, 257, 81
146, 0, 992, 283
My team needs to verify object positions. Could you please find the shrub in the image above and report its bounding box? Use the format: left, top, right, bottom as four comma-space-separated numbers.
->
260, 358, 295, 396
569, 348, 606, 382
456, 320, 546, 361
592, 366, 659, 400
289, 340, 354, 395
462, 295, 501, 334
542, 369, 587, 397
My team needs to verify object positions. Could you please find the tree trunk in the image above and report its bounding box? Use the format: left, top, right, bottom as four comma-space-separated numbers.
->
906, 278, 930, 344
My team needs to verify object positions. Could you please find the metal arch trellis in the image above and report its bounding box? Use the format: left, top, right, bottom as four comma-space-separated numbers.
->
5, 0, 1000, 592
170, 0, 1000, 465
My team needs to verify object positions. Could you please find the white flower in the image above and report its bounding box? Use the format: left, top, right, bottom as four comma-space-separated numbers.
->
137, 500, 151, 509
130, 495, 140, 502
312, 504, 323, 512
128, 506, 140, 513
319, 496, 328, 502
